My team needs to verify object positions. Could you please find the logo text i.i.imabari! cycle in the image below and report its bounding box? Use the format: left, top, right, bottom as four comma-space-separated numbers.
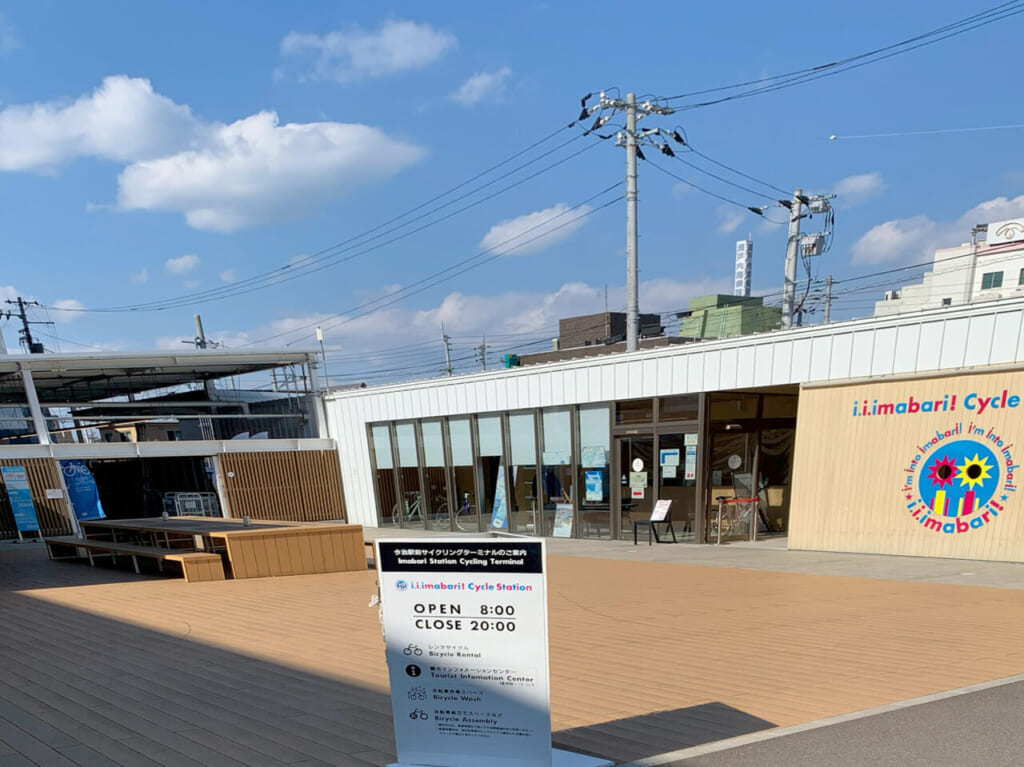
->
902, 422, 1018, 534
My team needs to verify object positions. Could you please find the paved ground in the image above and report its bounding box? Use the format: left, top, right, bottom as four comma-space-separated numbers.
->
2, 536, 1024, 765
652, 678, 1024, 767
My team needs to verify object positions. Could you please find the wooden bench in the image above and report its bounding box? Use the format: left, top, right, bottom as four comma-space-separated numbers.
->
44, 536, 225, 583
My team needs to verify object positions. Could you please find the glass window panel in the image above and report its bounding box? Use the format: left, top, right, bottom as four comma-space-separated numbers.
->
449, 417, 473, 466
508, 412, 537, 465
477, 415, 503, 457
659, 395, 699, 421
616, 399, 654, 424
542, 408, 571, 463
371, 424, 393, 469
396, 423, 418, 467
421, 420, 445, 467
709, 393, 759, 421
578, 405, 610, 466
762, 395, 798, 419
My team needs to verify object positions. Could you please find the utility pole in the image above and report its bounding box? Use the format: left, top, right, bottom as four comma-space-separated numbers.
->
573, 91, 675, 352
825, 275, 833, 324
442, 324, 453, 376
2, 298, 47, 353
625, 92, 639, 352
475, 336, 489, 372
194, 314, 208, 349
781, 189, 804, 329
316, 326, 330, 391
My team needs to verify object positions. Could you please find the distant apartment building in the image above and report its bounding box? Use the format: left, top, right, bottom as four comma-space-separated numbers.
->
518, 312, 674, 366
875, 218, 1024, 317
678, 294, 781, 339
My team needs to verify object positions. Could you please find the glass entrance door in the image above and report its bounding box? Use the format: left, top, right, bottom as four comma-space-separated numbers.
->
657, 433, 698, 541
617, 437, 653, 539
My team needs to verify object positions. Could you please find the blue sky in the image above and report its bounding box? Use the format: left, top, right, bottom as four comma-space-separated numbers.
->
1, 1, 1022, 382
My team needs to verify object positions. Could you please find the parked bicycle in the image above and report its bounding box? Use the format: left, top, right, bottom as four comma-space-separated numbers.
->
390, 490, 476, 530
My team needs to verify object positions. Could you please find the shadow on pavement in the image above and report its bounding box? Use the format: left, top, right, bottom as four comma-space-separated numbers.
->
553, 703, 776, 764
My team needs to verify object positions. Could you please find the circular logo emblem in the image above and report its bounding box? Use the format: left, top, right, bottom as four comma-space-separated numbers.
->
395, 579, 408, 591
903, 426, 1015, 535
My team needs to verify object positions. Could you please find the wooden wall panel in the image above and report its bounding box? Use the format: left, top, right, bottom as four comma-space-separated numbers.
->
790, 368, 1024, 562
0, 458, 74, 538
213, 525, 364, 578
220, 450, 345, 522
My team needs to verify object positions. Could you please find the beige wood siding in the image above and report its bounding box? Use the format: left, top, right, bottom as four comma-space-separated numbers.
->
220, 450, 345, 522
0, 458, 74, 537
790, 368, 1024, 562
209, 524, 364, 578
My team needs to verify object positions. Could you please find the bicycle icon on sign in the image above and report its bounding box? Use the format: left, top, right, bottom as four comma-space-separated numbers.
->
409, 709, 429, 720
407, 686, 427, 701
403, 644, 423, 656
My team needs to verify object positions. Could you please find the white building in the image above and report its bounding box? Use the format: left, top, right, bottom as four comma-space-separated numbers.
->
875, 218, 1024, 316
734, 239, 752, 297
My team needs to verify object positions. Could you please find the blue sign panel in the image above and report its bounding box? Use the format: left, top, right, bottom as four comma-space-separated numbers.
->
61, 460, 106, 521
1, 466, 41, 533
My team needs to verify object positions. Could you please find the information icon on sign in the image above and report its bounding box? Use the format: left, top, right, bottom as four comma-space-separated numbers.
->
405, 664, 422, 678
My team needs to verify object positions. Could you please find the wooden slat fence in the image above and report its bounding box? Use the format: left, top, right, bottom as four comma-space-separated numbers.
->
220, 450, 345, 522
0, 458, 74, 539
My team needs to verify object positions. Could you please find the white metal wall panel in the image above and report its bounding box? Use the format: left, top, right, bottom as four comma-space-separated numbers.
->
686, 354, 704, 392
939, 318, 970, 370
809, 337, 832, 380
614, 364, 630, 399
893, 325, 920, 375
993, 310, 1023, 365
829, 333, 853, 380
735, 346, 756, 388
790, 338, 811, 382
641, 358, 659, 397
753, 344, 774, 387
916, 321, 944, 371
771, 342, 791, 385
870, 327, 897, 376
671, 355, 689, 392
703, 350, 721, 391
964, 314, 997, 367
656, 356, 674, 394
850, 331, 875, 378
718, 347, 737, 389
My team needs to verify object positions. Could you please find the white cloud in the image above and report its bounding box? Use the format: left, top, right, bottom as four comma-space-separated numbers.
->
165, 254, 199, 274
117, 111, 425, 231
717, 207, 745, 234
183, 280, 201, 290
851, 194, 1024, 265
130, 268, 149, 284
205, 276, 729, 382
0, 77, 425, 231
280, 19, 456, 83
479, 202, 592, 256
220, 269, 237, 283
0, 13, 20, 56
834, 172, 884, 206
450, 67, 512, 106
49, 299, 85, 323
0, 76, 201, 171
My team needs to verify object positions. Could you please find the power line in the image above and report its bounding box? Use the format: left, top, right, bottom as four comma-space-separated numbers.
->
242, 183, 623, 347
664, 2, 1024, 108
645, 159, 766, 214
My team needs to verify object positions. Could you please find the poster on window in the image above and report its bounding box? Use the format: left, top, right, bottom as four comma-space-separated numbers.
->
581, 446, 606, 468
552, 504, 574, 537
584, 471, 603, 502
490, 461, 509, 530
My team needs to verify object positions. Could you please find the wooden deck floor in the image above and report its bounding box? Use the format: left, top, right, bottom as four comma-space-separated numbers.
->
2, 542, 1024, 765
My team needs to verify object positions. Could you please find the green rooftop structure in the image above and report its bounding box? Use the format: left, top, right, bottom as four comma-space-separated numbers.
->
677, 294, 781, 339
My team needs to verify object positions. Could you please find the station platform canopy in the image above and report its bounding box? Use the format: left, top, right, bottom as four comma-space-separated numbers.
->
0, 350, 318, 405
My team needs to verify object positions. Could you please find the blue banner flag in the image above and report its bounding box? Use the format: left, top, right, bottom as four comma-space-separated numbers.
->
60, 460, 106, 521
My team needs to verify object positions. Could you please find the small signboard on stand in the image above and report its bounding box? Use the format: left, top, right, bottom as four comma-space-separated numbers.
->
1, 466, 41, 541
376, 539, 612, 767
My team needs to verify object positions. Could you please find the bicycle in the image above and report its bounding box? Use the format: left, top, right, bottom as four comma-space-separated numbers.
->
392, 492, 424, 528
454, 492, 477, 532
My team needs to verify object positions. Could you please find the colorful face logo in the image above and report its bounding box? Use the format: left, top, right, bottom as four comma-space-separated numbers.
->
918, 440, 999, 518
